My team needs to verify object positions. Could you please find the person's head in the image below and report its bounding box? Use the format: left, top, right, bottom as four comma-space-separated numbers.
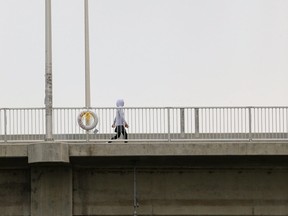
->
116, 99, 124, 107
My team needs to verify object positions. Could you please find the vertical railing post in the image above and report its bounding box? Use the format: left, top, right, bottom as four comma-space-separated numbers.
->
180, 108, 185, 138
248, 107, 252, 141
195, 108, 199, 138
167, 107, 171, 142
287, 107, 288, 140
4, 109, 7, 142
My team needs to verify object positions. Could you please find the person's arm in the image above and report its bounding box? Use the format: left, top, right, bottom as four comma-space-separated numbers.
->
123, 115, 128, 128
112, 117, 116, 128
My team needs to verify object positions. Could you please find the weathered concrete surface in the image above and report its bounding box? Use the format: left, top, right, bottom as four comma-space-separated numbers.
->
0, 156, 288, 216
0, 143, 27, 157
28, 142, 69, 163
1, 141, 288, 159
73, 167, 288, 216
68, 141, 288, 156
31, 166, 72, 216
0, 169, 30, 215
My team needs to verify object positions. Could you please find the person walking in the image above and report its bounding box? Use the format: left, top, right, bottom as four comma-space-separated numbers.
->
108, 99, 129, 143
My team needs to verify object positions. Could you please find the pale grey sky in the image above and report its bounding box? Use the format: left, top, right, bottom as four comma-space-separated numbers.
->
1, 0, 288, 108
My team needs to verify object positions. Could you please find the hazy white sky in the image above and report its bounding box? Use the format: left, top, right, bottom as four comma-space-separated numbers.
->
1, 0, 288, 108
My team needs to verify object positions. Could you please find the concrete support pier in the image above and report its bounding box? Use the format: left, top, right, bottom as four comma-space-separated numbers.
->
28, 142, 69, 163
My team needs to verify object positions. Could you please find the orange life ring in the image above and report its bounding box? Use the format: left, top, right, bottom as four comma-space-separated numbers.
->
77, 111, 98, 130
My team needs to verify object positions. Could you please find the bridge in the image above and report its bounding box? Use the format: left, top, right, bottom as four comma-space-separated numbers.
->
1, 106, 288, 216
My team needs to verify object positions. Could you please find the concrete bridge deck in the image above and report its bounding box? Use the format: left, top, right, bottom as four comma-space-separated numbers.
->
1, 140, 288, 161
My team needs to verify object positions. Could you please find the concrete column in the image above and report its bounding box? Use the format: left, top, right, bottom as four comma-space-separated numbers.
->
45, 0, 53, 141
31, 166, 72, 216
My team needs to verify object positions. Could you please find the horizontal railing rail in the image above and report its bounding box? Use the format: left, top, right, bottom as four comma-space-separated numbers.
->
0, 107, 288, 142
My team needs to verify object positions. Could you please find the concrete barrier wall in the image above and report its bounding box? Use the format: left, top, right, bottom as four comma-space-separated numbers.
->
73, 168, 288, 216
0, 169, 30, 215
1, 166, 288, 216
31, 166, 72, 216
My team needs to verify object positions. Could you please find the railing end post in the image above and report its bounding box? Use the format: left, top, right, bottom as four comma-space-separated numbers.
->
195, 108, 199, 137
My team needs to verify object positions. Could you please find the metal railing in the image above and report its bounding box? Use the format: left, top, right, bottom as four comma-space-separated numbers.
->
0, 107, 288, 142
